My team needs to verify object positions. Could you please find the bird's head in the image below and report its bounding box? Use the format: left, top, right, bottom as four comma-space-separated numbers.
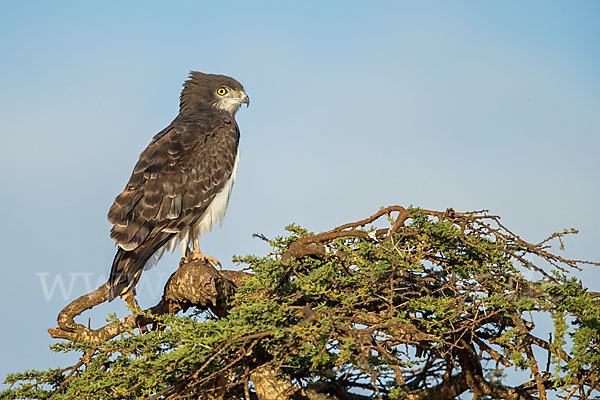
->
180, 71, 249, 115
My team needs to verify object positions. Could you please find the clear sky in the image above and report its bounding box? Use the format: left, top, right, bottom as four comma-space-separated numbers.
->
1, 0, 599, 391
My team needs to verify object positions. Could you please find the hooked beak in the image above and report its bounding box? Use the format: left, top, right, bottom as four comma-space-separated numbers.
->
240, 92, 250, 107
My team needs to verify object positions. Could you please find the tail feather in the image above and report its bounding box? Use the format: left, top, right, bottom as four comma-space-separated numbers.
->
107, 249, 138, 301
107, 233, 174, 301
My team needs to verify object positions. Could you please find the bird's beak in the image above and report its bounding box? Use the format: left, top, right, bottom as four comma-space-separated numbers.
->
240, 92, 250, 107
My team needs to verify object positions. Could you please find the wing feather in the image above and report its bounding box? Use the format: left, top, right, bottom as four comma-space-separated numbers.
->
107, 113, 240, 300
108, 114, 239, 251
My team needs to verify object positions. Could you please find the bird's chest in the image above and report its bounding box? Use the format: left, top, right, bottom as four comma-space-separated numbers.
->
191, 147, 240, 235
181, 129, 238, 185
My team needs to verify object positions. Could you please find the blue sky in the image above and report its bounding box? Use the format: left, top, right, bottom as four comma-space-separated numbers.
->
1, 0, 599, 391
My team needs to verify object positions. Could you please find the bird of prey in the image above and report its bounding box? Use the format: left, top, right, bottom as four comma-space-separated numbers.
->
106, 71, 249, 302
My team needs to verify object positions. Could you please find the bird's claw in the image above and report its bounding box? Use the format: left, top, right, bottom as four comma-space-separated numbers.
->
183, 249, 222, 270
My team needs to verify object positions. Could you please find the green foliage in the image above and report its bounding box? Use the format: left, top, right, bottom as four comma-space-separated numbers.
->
2, 208, 599, 399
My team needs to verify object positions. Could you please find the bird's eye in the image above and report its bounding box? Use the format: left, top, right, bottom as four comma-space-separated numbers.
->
217, 87, 228, 96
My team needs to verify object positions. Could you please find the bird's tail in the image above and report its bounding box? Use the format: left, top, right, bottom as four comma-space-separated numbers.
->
107, 234, 174, 301
107, 248, 142, 301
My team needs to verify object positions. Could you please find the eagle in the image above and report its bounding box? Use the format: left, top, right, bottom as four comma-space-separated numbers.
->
106, 71, 249, 303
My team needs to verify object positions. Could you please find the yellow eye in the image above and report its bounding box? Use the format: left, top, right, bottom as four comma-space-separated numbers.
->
217, 87, 228, 96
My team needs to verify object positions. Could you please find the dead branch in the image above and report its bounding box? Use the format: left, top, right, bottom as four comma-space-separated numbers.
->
48, 259, 252, 344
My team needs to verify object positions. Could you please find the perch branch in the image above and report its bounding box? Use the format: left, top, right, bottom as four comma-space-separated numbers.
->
48, 259, 252, 344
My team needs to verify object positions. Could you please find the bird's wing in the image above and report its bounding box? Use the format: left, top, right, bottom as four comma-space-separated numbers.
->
107, 114, 240, 252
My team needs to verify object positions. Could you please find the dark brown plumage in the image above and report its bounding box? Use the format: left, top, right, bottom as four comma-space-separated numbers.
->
107, 72, 249, 301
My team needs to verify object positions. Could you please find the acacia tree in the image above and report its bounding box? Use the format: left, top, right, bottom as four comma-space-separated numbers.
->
2, 206, 599, 399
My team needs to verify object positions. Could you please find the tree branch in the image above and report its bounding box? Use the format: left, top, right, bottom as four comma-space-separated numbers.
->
48, 259, 252, 344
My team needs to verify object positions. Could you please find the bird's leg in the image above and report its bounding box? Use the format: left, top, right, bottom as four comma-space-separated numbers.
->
192, 235, 222, 269
182, 228, 221, 269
